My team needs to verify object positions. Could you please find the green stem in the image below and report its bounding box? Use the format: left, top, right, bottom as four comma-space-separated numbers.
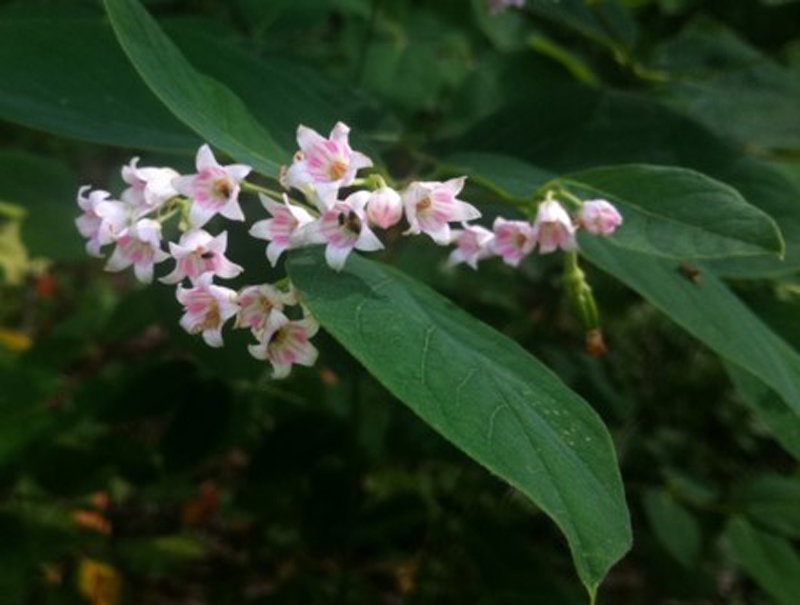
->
241, 181, 285, 199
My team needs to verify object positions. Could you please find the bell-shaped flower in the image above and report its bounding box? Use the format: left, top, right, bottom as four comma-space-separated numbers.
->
303, 191, 384, 271
176, 273, 239, 348
248, 314, 319, 379
579, 199, 623, 235
492, 218, 536, 267
248, 194, 315, 266
366, 186, 403, 229
121, 157, 180, 212
403, 178, 481, 245
282, 122, 372, 208
173, 145, 251, 228
105, 218, 169, 283
448, 224, 495, 269
235, 283, 297, 336
75, 186, 129, 258
533, 199, 577, 254
160, 230, 243, 285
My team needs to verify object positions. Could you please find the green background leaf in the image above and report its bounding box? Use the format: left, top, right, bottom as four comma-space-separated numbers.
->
288, 248, 632, 593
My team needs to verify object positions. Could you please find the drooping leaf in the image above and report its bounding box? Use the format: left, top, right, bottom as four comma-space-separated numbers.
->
726, 363, 800, 461
642, 489, 701, 568
287, 248, 632, 593
579, 238, 800, 417
560, 164, 784, 260
736, 475, 800, 539
726, 517, 800, 605
104, 0, 289, 176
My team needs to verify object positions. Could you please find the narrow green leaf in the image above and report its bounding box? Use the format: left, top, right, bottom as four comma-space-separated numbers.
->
726, 517, 800, 605
736, 475, 800, 539
104, 0, 288, 176
287, 248, 632, 592
580, 238, 800, 417
642, 489, 701, 568
561, 165, 784, 260
726, 363, 800, 462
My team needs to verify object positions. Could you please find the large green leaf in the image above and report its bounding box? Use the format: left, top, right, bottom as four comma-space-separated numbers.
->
580, 238, 800, 416
457, 84, 800, 277
104, 0, 288, 176
726, 517, 800, 605
653, 18, 800, 150
560, 164, 783, 260
0, 12, 197, 150
287, 248, 632, 594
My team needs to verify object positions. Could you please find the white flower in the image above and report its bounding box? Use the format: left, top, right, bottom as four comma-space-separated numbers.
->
105, 218, 169, 283
282, 122, 373, 208
403, 178, 481, 245
492, 218, 536, 267
248, 194, 315, 266
173, 145, 251, 228
448, 225, 495, 269
533, 200, 577, 254
75, 186, 129, 258
303, 191, 384, 271
176, 273, 239, 347
366, 186, 404, 229
235, 283, 297, 337
579, 199, 623, 235
160, 230, 243, 285
121, 157, 179, 212
248, 314, 320, 379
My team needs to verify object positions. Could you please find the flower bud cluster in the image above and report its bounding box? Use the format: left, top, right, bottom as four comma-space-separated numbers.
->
447, 197, 622, 270
75, 121, 622, 378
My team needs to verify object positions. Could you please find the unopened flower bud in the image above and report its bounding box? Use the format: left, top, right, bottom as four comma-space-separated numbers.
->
579, 199, 622, 235
367, 187, 403, 229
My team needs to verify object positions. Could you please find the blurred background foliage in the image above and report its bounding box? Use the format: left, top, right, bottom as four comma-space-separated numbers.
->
1, 0, 800, 603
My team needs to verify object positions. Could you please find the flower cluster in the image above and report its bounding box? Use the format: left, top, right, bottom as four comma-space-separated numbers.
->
76, 121, 622, 378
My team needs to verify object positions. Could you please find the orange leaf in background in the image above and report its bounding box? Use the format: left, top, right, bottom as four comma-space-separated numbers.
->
77, 559, 121, 605
73, 510, 112, 535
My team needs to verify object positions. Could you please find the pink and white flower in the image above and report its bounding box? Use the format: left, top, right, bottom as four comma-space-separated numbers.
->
121, 157, 180, 212
448, 224, 495, 269
579, 199, 623, 235
173, 145, 251, 228
235, 283, 297, 336
75, 186, 129, 258
492, 218, 536, 267
176, 273, 239, 348
533, 200, 577, 254
249, 194, 315, 266
304, 191, 384, 271
248, 315, 319, 379
105, 218, 169, 283
160, 230, 243, 285
403, 178, 481, 245
366, 186, 403, 229
283, 122, 373, 208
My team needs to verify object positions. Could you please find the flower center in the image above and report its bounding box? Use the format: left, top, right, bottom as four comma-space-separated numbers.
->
329, 160, 348, 180
416, 196, 432, 212
337, 211, 362, 234
515, 232, 528, 248
212, 177, 233, 199
200, 302, 221, 330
